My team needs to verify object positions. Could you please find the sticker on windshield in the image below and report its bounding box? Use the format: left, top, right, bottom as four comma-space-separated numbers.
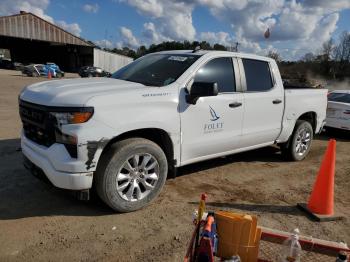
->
168, 56, 188, 62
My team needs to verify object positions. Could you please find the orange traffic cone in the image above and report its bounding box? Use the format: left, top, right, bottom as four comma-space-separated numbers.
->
297, 139, 343, 221
48, 70, 52, 79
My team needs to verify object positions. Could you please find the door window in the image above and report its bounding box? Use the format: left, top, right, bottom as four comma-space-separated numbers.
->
242, 59, 273, 91
194, 57, 236, 93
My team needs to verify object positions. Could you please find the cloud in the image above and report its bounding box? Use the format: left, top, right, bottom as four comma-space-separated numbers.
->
0, 0, 54, 22
120, 0, 196, 41
56, 20, 82, 36
83, 3, 99, 13
95, 39, 115, 49
200, 31, 233, 46
303, 0, 350, 10
120, 26, 140, 48
142, 22, 171, 44
120, 0, 349, 59
120, 0, 163, 17
196, 0, 349, 58
0, 0, 82, 36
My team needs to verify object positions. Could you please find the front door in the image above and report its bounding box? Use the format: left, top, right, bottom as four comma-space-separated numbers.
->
179, 57, 244, 165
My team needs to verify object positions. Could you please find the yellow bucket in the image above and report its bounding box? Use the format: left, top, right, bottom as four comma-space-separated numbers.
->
216, 211, 261, 262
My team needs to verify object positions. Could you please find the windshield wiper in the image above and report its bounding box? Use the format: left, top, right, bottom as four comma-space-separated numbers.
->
124, 78, 159, 87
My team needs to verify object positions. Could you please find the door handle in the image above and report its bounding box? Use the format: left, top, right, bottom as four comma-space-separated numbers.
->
272, 99, 282, 104
229, 102, 242, 108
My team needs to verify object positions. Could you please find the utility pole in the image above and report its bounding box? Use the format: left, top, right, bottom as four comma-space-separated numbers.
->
228, 42, 240, 52
234, 42, 239, 52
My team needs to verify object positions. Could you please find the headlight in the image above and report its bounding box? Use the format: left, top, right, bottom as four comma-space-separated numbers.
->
49, 107, 93, 158
50, 107, 94, 125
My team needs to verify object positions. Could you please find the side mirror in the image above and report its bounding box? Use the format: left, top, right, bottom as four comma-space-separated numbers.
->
186, 82, 218, 105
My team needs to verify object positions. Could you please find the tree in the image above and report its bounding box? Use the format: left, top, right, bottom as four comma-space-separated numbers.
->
321, 38, 334, 61
334, 31, 350, 78
213, 44, 227, 51
335, 31, 350, 62
199, 41, 212, 50
300, 52, 315, 62
267, 51, 281, 63
317, 38, 335, 76
136, 45, 147, 57
107, 40, 237, 59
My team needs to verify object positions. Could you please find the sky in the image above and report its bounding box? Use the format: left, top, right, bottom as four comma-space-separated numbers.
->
0, 0, 350, 60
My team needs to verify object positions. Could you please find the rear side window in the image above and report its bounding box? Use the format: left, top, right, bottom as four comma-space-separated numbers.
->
328, 93, 350, 103
243, 59, 273, 92
194, 57, 236, 93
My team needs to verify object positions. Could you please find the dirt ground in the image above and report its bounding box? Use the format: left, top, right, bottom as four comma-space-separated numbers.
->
0, 69, 349, 262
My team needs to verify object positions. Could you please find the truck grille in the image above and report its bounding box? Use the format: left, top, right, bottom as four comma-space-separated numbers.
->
19, 100, 56, 147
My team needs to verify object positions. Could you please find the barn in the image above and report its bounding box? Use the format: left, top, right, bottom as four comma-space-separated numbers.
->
0, 11, 132, 72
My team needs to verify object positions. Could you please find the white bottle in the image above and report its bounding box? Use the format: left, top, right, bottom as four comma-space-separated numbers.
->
335, 251, 348, 262
279, 228, 302, 262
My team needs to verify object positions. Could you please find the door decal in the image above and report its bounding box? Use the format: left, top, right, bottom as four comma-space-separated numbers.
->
209, 106, 220, 121
205, 106, 224, 134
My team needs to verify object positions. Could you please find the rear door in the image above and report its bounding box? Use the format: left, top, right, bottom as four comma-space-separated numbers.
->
238, 58, 284, 146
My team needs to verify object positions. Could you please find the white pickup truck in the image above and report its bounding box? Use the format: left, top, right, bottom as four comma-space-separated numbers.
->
19, 50, 328, 212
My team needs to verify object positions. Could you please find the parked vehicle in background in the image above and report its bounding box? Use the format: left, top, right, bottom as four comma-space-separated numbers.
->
45, 63, 65, 78
22, 63, 64, 78
78, 66, 111, 78
13, 62, 24, 71
0, 59, 24, 71
19, 50, 328, 212
22, 64, 45, 77
0, 59, 15, 70
325, 90, 350, 131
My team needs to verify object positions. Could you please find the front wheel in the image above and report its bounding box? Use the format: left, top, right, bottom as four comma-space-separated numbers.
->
281, 120, 313, 161
95, 138, 168, 212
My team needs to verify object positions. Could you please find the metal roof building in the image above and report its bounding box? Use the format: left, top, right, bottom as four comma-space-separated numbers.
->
0, 11, 132, 72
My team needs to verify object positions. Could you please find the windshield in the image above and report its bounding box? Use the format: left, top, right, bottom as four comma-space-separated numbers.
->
328, 92, 350, 103
112, 54, 200, 87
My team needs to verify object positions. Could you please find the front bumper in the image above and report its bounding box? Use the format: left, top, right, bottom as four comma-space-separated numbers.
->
21, 133, 93, 190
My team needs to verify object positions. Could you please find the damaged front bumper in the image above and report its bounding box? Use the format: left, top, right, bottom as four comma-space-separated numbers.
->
21, 132, 93, 190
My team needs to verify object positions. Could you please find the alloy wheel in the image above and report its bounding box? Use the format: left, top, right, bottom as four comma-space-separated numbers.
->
116, 154, 159, 202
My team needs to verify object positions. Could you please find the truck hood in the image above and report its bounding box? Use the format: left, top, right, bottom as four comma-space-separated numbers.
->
19, 78, 145, 106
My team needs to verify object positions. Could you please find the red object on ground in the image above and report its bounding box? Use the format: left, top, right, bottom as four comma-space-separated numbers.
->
307, 139, 336, 215
48, 71, 52, 79
203, 216, 214, 233
196, 237, 214, 262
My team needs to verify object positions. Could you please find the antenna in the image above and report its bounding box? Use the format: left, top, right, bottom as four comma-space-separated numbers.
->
192, 46, 201, 53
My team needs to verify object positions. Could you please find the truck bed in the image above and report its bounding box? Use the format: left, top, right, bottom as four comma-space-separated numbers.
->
277, 88, 328, 142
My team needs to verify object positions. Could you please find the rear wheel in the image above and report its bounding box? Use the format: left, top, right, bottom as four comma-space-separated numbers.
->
31, 71, 39, 77
281, 120, 313, 161
95, 138, 168, 212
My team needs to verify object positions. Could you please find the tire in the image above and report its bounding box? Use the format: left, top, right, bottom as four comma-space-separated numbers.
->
281, 120, 313, 161
95, 138, 168, 212
31, 71, 39, 77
